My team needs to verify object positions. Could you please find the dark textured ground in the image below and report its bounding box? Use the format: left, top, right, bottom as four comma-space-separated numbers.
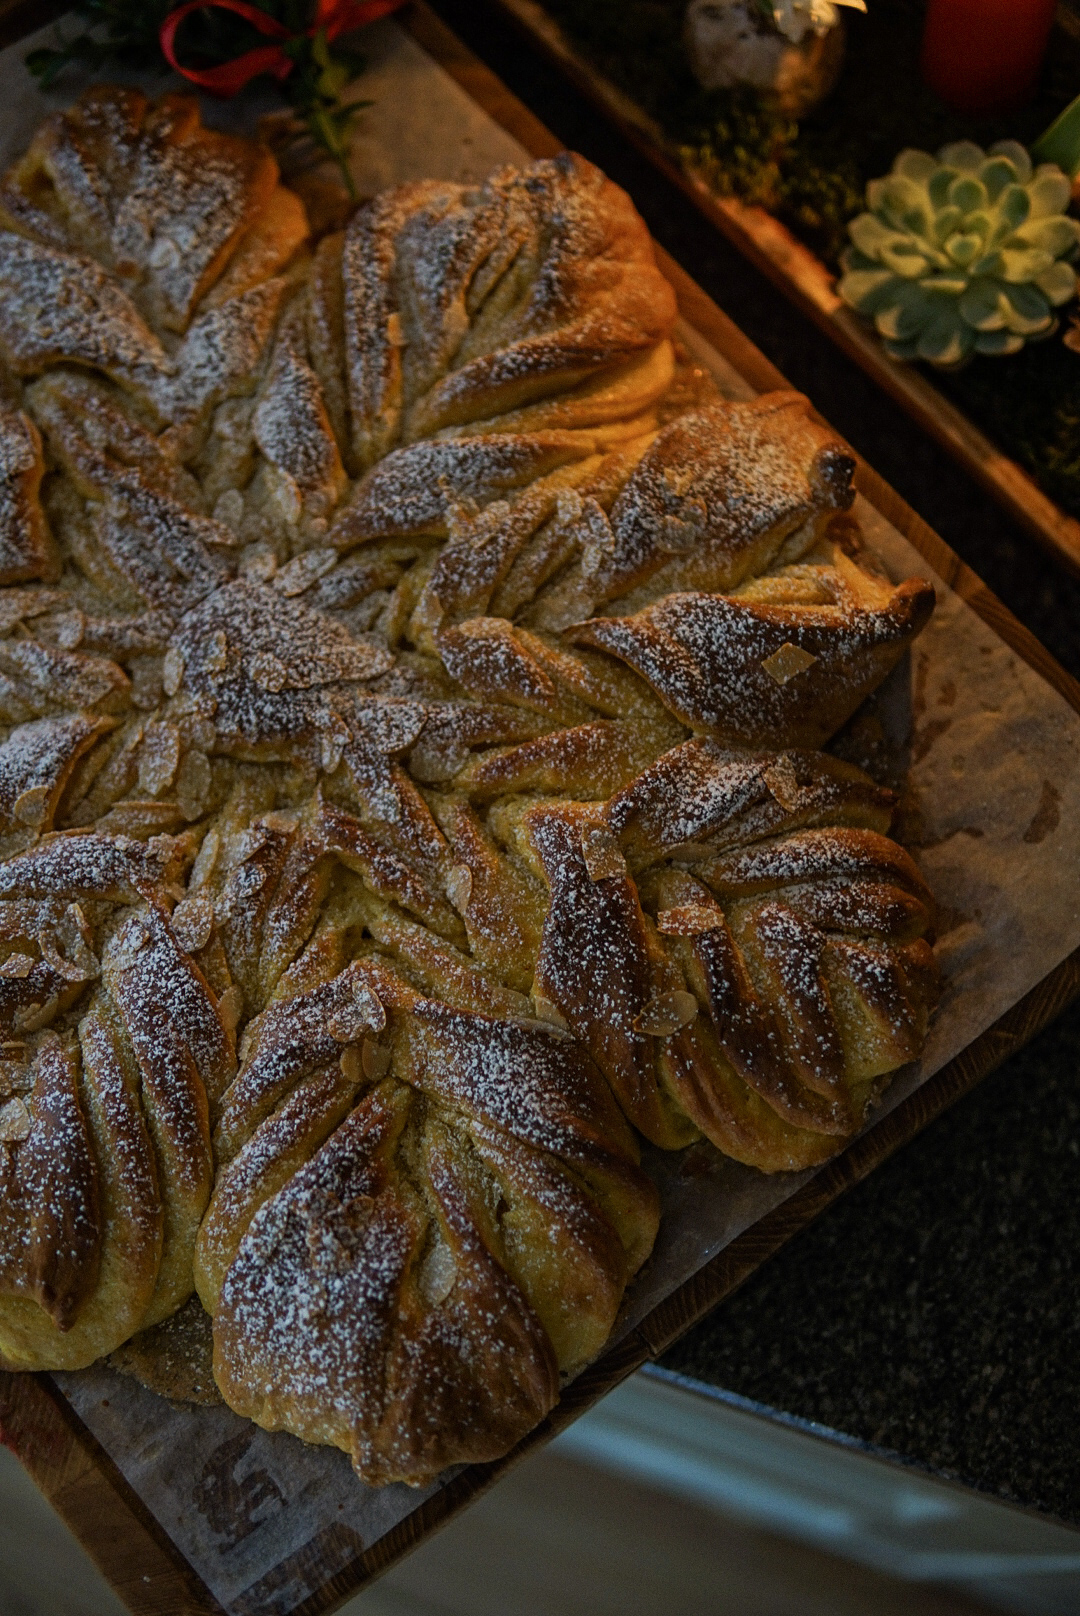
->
661, 1003, 1080, 1523
425, 0, 1080, 1526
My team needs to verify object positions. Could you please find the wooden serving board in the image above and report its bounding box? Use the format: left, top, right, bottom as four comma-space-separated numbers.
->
488, 0, 1080, 579
4, 6, 1080, 1614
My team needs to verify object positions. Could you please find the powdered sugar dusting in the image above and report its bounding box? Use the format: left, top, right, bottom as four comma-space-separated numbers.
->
0, 87, 937, 1484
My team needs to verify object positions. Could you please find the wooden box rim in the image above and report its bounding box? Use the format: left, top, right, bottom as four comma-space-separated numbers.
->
487, 0, 1080, 580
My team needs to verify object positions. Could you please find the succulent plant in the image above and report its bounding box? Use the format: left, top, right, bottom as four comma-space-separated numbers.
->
838, 141, 1080, 366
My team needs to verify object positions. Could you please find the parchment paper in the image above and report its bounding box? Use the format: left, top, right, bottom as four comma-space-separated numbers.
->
3, 15, 1079, 1612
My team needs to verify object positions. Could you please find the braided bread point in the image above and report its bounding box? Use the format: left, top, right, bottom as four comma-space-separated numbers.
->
0, 832, 236, 1369
196, 958, 656, 1484
516, 742, 938, 1160
0, 90, 940, 1479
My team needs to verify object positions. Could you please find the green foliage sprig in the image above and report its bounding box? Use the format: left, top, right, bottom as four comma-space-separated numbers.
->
25, 1, 372, 195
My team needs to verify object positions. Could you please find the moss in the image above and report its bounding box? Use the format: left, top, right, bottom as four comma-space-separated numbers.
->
544, 0, 1080, 517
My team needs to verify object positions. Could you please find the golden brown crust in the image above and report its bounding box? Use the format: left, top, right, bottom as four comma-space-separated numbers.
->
339, 154, 677, 469
0, 1035, 100, 1334
516, 745, 937, 1163
0, 407, 59, 587
572, 576, 935, 748
212, 1082, 561, 1485
0, 832, 234, 1367
0, 91, 939, 1480
206, 964, 658, 1484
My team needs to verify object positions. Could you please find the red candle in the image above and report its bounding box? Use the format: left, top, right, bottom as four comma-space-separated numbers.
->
921, 0, 1057, 114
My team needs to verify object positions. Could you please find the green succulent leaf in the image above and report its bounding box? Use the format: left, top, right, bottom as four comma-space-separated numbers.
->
1012, 216, 1080, 258
874, 280, 933, 342
970, 249, 1004, 278
915, 309, 973, 366
837, 268, 897, 313
930, 204, 963, 245
877, 175, 931, 235
927, 168, 956, 211
972, 329, 1027, 356
894, 149, 938, 184
839, 246, 878, 273
878, 240, 931, 278
939, 141, 985, 174
999, 281, 1053, 334
987, 140, 1032, 183
1034, 260, 1079, 305
947, 175, 986, 215
996, 184, 1032, 232
998, 245, 1056, 284
944, 231, 982, 268
847, 213, 906, 259
919, 272, 969, 296
979, 156, 1021, 202
842, 139, 1078, 366
958, 277, 1007, 331
1028, 168, 1073, 219
865, 177, 888, 214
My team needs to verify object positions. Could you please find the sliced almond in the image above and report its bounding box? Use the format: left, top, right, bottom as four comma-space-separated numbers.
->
218, 984, 243, 1034
14, 994, 58, 1034
110, 917, 149, 969
0, 1097, 32, 1143
212, 488, 244, 530
361, 1037, 391, 1080
532, 994, 569, 1031
51, 609, 85, 651
172, 894, 214, 954
580, 822, 626, 882
176, 749, 212, 822
763, 753, 815, 812
318, 713, 349, 773
0, 953, 35, 980
243, 548, 277, 583
662, 465, 695, 499
339, 1044, 363, 1083
353, 978, 387, 1033
13, 785, 50, 827
656, 904, 724, 937
276, 548, 337, 598
138, 721, 181, 797
761, 642, 818, 686
446, 863, 473, 912
0, 1059, 30, 1098
185, 715, 217, 752
38, 931, 99, 984
162, 645, 186, 697
248, 651, 288, 693
634, 990, 699, 1036
204, 630, 229, 674
271, 468, 303, 526
418, 1239, 456, 1306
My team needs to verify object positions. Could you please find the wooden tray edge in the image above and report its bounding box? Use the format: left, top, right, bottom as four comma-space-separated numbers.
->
2, 5, 1080, 1613
486, 0, 1080, 578
0, 1370, 226, 1616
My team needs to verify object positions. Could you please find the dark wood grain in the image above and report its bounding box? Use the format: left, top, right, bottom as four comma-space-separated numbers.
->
0, 1370, 226, 1616
485, 0, 1080, 580
2, 5, 1080, 1614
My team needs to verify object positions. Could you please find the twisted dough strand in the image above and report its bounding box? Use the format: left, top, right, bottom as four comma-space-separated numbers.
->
0, 90, 937, 1484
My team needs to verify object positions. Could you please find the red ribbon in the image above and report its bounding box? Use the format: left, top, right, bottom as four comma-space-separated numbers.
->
160, 0, 406, 96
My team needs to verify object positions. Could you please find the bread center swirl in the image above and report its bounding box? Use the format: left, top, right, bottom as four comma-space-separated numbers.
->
0, 88, 937, 1484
